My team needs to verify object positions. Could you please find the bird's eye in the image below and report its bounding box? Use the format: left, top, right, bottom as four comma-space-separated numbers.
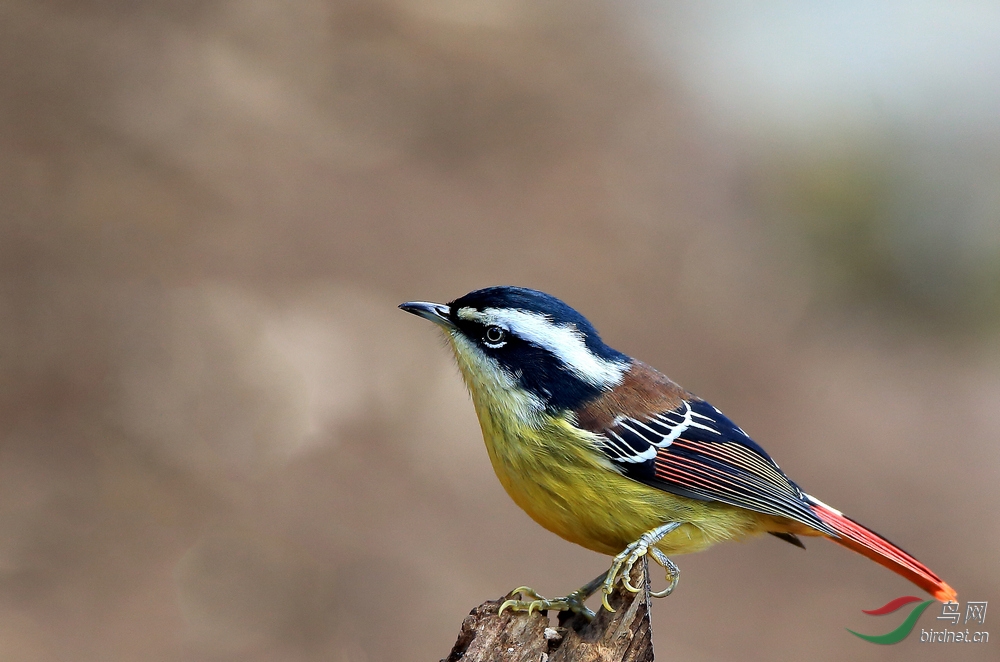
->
483, 325, 506, 347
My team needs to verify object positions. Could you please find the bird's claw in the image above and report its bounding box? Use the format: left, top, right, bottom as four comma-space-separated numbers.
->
503, 586, 544, 604
600, 523, 682, 612
622, 569, 642, 593
499, 586, 597, 620
499, 525, 681, 618
649, 547, 680, 598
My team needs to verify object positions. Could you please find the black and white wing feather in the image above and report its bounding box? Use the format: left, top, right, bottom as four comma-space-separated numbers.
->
589, 398, 833, 534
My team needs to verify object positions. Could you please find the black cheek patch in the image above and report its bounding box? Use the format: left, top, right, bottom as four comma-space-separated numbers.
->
493, 341, 603, 412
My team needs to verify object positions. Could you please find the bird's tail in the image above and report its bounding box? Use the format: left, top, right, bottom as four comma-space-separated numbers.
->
806, 495, 957, 603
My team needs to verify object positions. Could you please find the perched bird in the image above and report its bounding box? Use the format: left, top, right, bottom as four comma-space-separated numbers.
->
400, 286, 956, 617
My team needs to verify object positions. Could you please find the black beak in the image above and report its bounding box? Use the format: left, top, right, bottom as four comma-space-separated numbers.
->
398, 301, 455, 328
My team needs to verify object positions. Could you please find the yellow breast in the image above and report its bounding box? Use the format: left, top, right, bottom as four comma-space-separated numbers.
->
468, 385, 767, 557
443, 329, 768, 556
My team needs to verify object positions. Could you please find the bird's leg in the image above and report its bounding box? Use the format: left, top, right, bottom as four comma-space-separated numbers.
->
602, 522, 682, 612
498, 523, 683, 618
499, 571, 609, 620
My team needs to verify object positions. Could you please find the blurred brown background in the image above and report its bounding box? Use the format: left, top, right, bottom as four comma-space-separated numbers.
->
1, 1, 997, 660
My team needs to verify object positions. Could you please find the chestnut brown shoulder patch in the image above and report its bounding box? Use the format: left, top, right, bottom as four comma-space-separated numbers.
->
574, 361, 687, 433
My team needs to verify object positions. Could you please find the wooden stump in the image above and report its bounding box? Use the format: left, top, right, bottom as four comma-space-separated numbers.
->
442, 560, 654, 661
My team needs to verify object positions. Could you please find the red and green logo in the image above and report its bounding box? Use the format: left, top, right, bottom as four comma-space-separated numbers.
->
847, 596, 934, 644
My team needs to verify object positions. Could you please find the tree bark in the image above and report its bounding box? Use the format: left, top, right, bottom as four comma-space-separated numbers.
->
442, 560, 654, 661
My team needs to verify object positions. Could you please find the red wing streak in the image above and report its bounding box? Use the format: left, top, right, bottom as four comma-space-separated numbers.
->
652, 438, 824, 527
672, 439, 796, 494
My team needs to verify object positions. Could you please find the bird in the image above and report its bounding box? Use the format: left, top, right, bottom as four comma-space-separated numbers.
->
399, 286, 956, 617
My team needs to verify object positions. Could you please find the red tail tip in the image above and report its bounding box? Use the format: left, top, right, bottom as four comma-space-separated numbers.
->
934, 583, 958, 603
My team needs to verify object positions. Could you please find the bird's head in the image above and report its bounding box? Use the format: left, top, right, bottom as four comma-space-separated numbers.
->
400, 286, 629, 417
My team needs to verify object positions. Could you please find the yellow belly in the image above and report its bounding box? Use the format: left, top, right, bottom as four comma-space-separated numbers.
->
470, 395, 769, 557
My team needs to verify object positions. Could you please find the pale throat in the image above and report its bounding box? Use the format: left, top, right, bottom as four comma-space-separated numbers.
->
445, 331, 546, 431
443, 330, 619, 506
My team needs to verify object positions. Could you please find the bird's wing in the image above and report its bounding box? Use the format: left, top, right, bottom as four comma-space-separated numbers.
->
574, 364, 956, 600
579, 395, 833, 534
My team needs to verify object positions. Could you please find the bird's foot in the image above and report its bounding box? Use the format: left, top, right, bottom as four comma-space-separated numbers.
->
601, 522, 682, 612
499, 585, 598, 620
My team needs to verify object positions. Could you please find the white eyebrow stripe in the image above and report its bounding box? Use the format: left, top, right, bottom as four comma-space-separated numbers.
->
466, 307, 628, 388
